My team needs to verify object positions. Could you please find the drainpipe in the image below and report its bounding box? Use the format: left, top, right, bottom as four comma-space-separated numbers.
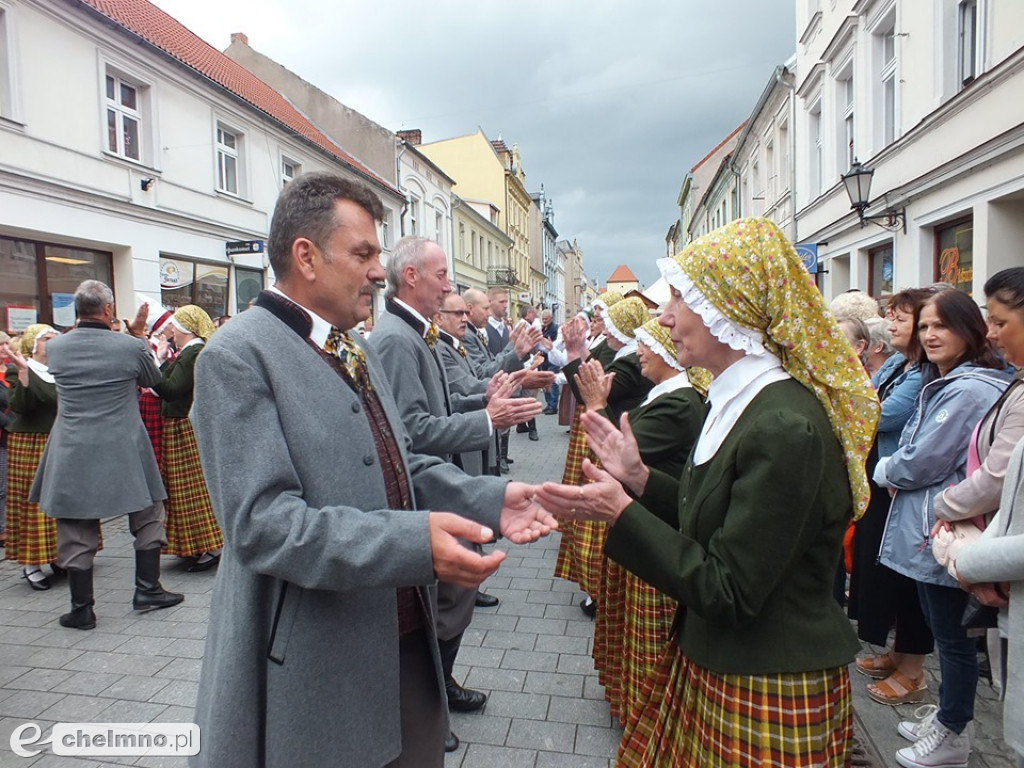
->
396, 139, 409, 236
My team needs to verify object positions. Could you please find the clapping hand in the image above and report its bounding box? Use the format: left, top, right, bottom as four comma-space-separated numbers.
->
428, 512, 507, 589
575, 359, 613, 411
581, 410, 650, 496
535, 460, 632, 525
499, 481, 557, 544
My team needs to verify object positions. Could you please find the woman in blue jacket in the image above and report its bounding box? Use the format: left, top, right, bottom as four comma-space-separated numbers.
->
875, 289, 1011, 768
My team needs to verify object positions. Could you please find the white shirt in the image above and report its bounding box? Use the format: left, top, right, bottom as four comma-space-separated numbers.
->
640, 371, 692, 407
268, 285, 333, 350
692, 352, 790, 464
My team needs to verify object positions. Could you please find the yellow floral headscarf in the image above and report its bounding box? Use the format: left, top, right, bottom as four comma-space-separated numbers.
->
634, 317, 714, 395
172, 305, 215, 343
659, 218, 879, 519
594, 290, 625, 312
20, 324, 57, 357
604, 297, 649, 344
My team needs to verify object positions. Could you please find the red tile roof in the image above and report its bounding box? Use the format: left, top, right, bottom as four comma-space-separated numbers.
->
77, 0, 399, 195
690, 122, 746, 174
607, 265, 638, 283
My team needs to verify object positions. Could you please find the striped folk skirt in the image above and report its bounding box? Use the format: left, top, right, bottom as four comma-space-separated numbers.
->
162, 417, 223, 557
619, 643, 852, 768
4, 433, 57, 566
554, 404, 589, 583
594, 557, 628, 722
620, 572, 678, 727
138, 391, 165, 473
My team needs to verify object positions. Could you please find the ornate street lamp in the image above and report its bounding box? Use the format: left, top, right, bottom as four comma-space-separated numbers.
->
841, 160, 906, 233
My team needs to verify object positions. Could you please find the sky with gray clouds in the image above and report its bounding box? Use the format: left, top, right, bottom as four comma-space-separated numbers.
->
151, 0, 796, 288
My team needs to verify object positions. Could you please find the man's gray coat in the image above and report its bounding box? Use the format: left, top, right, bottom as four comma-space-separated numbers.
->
189, 297, 506, 768
30, 326, 166, 519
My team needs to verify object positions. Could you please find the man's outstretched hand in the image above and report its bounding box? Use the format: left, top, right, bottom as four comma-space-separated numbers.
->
499, 481, 557, 544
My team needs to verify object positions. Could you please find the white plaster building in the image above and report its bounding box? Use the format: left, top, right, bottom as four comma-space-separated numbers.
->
795, 0, 1024, 299
0, 0, 402, 331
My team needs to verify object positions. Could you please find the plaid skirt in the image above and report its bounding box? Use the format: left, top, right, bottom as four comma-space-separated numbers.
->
138, 391, 164, 472
554, 404, 589, 583
619, 642, 852, 768
594, 557, 628, 722
162, 417, 223, 557
621, 572, 678, 726
5, 433, 57, 566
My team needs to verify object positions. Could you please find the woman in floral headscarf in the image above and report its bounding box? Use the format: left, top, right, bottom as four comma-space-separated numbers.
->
4, 325, 63, 589
153, 305, 223, 572
539, 218, 878, 767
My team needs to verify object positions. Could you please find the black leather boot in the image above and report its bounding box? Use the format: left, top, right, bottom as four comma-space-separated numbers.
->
133, 548, 185, 612
498, 433, 510, 474
527, 418, 538, 441
59, 569, 97, 630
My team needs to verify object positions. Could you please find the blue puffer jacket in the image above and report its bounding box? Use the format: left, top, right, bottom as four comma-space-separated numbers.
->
875, 362, 1012, 586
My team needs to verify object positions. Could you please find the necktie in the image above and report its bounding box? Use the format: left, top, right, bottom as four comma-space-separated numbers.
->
457, 343, 467, 359
325, 326, 372, 392
478, 328, 488, 345
424, 322, 440, 348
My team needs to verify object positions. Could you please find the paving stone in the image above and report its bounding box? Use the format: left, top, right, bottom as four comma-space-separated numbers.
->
526, 590, 575, 605
506, 718, 576, 752
61, 652, 171, 679
448, 712, 510, 746
496, 601, 547, 619
556, 654, 597, 676
37, 692, 109, 722
6, 668, 77, 692
463, 666, 528, 693
547, 696, 615, 727
0, 690, 67, 718
147, 680, 197, 708
97, 675, 171, 702
535, 753, 614, 768
482, 630, 536, 651
500, 649, 560, 673
483, 690, 551, 720
524, 671, 586, 698
575, 723, 623, 757
534, 634, 590, 656
469, 613, 519, 632
460, 744, 538, 768
49, 671, 125, 696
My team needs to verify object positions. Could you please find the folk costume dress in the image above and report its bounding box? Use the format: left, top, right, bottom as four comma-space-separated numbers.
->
5, 326, 59, 568
609, 219, 878, 768
153, 306, 223, 558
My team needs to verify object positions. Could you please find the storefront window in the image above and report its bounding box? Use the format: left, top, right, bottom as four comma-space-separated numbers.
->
234, 267, 264, 315
160, 256, 228, 319
868, 244, 894, 298
935, 217, 974, 296
2, 236, 113, 332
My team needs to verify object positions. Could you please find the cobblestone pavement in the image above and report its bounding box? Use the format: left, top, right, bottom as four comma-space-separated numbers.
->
0, 408, 1016, 767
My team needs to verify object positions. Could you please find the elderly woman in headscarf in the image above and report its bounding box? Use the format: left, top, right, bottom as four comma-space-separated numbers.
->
574, 317, 706, 725
152, 305, 223, 572
4, 324, 63, 589
539, 219, 878, 767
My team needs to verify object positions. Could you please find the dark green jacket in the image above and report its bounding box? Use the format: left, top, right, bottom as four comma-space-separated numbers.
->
601, 384, 705, 480
606, 379, 860, 675
591, 338, 616, 368
153, 342, 202, 419
564, 351, 654, 425
6, 365, 58, 434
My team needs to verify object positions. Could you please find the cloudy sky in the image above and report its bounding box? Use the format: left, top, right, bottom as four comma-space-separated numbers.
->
152, 0, 796, 288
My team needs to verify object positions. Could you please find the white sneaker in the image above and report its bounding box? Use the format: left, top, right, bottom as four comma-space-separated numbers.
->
898, 704, 939, 742
895, 720, 972, 768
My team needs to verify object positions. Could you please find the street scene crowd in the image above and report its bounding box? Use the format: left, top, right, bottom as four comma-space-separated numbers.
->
1, 173, 1023, 768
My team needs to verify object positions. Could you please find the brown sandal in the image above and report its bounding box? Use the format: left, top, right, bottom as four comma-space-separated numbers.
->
854, 652, 896, 679
866, 671, 928, 705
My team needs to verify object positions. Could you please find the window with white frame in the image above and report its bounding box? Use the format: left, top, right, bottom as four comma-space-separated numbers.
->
408, 195, 420, 235
810, 99, 823, 197
835, 63, 855, 172
765, 139, 775, 202
105, 70, 144, 162
958, 0, 979, 86
458, 222, 465, 261
281, 155, 300, 186
216, 122, 243, 195
880, 22, 897, 146
778, 119, 790, 197
0, 4, 16, 121
381, 211, 392, 249
435, 210, 444, 247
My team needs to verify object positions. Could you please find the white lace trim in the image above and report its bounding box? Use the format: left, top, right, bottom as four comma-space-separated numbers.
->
635, 326, 684, 372
656, 257, 766, 356
612, 339, 638, 360
603, 311, 633, 345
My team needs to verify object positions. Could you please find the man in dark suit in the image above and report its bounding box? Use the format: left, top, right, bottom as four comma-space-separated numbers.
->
30, 280, 184, 631
189, 174, 555, 768
370, 237, 542, 751
540, 309, 561, 414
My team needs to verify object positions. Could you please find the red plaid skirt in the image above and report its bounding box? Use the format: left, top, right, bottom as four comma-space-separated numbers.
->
162, 417, 223, 557
619, 642, 852, 768
138, 391, 164, 472
620, 572, 678, 726
5, 433, 57, 566
594, 557, 628, 722
554, 404, 590, 583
